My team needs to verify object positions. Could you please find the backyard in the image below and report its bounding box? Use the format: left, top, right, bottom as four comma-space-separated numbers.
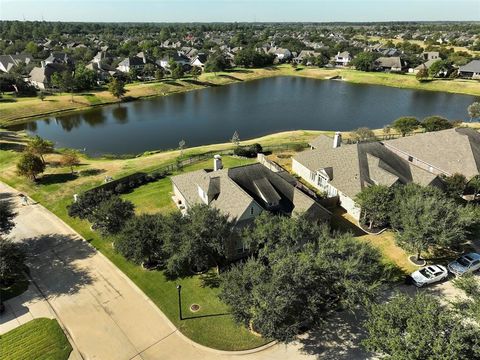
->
0, 318, 72, 360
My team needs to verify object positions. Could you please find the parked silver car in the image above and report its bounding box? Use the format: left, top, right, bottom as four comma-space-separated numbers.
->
410, 265, 448, 287
448, 252, 480, 276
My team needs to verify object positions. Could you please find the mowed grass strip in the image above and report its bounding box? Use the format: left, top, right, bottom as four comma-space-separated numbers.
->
0, 318, 72, 360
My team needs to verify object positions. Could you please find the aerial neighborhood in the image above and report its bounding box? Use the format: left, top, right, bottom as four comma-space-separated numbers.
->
1, 14, 480, 360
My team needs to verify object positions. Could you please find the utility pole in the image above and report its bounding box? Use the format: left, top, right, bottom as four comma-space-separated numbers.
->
176, 284, 182, 320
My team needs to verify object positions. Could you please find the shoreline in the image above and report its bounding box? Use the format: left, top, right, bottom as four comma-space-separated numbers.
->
1, 65, 479, 127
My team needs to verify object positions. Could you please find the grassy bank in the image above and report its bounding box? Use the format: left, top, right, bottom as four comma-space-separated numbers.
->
0, 318, 72, 360
1, 64, 479, 127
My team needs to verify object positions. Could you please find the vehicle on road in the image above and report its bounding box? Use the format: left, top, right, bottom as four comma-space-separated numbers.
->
410, 265, 448, 287
448, 253, 480, 277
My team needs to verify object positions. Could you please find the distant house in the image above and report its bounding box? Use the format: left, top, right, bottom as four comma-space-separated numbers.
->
0, 54, 33, 73
421, 51, 440, 61
268, 47, 292, 61
172, 158, 331, 257
157, 51, 191, 70
458, 60, 480, 79
293, 50, 322, 65
292, 128, 480, 220
334, 51, 351, 67
412, 59, 439, 74
374, 56, 406, 72
28, 63, 65, 89
190, 53, 208, 68
117, 55, 146, 73
44, 52, 74, 67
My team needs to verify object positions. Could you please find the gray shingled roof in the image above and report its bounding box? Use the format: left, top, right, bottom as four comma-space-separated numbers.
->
382, 128, 480, 179
459, 60, 480, 73
172, 163, 330, 222
294, 135, 440, 199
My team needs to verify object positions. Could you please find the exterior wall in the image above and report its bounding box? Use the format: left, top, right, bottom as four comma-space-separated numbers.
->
30, 80, 46, 90
237, 200, 263, 223
172, 184, 188, 209
338, 192, 361, 220
293, 158, 360, 219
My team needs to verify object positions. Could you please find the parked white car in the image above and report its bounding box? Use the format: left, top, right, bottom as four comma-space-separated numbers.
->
410, 265, 448, 287
448, 253, 480, 277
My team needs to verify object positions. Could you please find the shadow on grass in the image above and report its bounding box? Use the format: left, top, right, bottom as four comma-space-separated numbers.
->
182, 312, 230, 320
39, 172, 77, 185
0, 98, 17, 103
226, 69, 253, 74
78, 168, 106, 177
0, 142, 26, 152
183, 79, 219, 87
164, 80, 184, 87
219, 74, 243, 81
200, 271, 221, 288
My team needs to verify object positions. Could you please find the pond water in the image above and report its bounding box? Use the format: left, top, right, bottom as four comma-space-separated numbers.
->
10, 76, 478, 155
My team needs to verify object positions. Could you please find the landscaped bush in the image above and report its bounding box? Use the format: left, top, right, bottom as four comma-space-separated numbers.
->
233, 143, 263, 158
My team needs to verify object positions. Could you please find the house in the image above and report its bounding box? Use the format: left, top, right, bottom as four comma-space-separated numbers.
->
157, 51, 191, 69
293, 50, 322, 65
44, 52, 74, 67
291, 130, 480, 220
0, 54, 33, 73
458, 60, 480, 79
412, 59, 439, 74
28, 63, 65, 89
374, 57, 406, 72
268, 47, 292, 61
421, 51, 440, 61
334, 51, 351, 67
381, 128, 480, 180
172, 158, 331, 256
190, 53, 208, 68
116, 55, 146, 73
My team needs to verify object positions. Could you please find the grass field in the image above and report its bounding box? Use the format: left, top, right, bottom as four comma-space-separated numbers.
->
1, 64, 479, 126
0, 318, 72, 360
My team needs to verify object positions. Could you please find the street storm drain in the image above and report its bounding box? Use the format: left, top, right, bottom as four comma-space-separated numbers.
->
190, 304, 200, 312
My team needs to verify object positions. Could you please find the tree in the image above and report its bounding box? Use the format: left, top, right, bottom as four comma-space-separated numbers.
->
391, 116, 419, 136
351, 52, 378, 72
142, 63, 156, 78
108, 78, 127, 100
68, 190, 112, 220
428, 59, 449, 78
392, 185, 468, 260
163, 205, 231, 277
204, 53, 228, 74
51, 70, 75, 102
421, 115, 453, 132
0, 201, 16, 236
356, 185, 393, 229
468, 102, 480, 122
154, 69, 164, 81
169, 61, 184, 79
88, 196, 134, 235
73, 64, 97, 91
221, 215, 386, 342
16, 152, 45, 181
231, 131, 240, 146
60, 150, 80, 174
415, 67, 429, 81
362, 293, 480, 359
114, 214, 166, 266
468, 175, 480, 199
0, 238, 26, 286
190, 66, 202, 80
441, 173, 467, 199
26, 135, 54, 164
351, 127, 375, 142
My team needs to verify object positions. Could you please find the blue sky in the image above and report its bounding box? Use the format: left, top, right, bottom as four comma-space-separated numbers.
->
1, 0, 479, 22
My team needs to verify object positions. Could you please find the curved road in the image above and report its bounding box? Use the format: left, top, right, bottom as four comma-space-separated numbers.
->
1, 182, 367, 360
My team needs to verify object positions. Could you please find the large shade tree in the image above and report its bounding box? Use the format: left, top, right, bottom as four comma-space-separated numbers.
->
16, 152, 45, 181
363, 293, 480, 359
391, 116, 420, 137
26, 135, 54, 164
356, 185, 393, 229
88, 196, 135, 235
220, 214, 386, 342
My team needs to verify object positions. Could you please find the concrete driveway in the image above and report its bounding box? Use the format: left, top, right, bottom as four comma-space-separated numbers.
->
1, 182, 339, 360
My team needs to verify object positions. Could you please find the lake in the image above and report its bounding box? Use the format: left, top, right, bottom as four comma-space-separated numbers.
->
10, 76, 478, 155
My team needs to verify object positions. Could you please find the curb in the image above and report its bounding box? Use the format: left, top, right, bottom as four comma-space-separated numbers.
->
1, 181, 277, 355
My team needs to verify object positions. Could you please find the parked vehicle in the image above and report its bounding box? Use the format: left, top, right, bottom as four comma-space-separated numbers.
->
410, 265, 448, 287
448, 253, 480, 276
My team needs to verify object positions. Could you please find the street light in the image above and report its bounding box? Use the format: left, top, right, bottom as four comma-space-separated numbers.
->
176, 284, 182, 320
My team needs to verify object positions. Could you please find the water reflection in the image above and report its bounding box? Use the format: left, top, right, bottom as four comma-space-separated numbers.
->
7, 77, 477, 155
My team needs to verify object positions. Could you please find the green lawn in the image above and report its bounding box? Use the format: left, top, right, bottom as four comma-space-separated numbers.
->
122, 156, 257, 214
0, 318, 72, 360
